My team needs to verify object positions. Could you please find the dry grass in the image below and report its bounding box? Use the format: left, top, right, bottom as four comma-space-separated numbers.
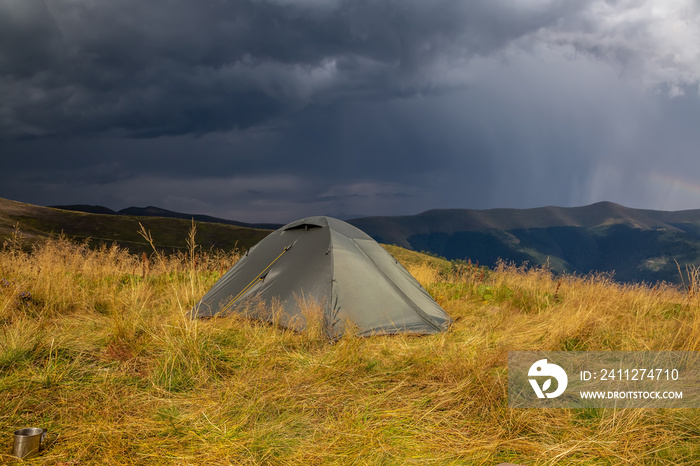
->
1, 231, 699, 465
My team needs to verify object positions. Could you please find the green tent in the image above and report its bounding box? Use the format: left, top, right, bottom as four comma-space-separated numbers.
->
192, 216, 452, 338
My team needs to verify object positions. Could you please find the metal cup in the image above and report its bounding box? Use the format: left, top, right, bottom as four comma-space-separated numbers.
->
11, 427, 47, 459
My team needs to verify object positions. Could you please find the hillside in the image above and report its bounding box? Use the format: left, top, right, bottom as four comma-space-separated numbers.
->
0, 197, 271, 254
348, 202, 700, 284
5, 197, 700, 284
52, 204, 283, 230
1, 230, 699, 463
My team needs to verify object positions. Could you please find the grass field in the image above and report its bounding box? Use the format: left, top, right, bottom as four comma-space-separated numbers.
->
1, 227, 699, 465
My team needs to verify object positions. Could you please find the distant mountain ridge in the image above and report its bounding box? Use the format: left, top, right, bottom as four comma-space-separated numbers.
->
347, 202, 700, 284
52, 204, 283, 230
1, 198, 271, 255
348, 202, 700, 237
7, 198, 700, 284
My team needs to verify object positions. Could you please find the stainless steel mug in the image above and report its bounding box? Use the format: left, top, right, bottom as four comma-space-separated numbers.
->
11, 427, 47, 459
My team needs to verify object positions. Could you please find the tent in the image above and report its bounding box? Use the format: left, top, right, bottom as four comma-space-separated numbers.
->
192, 216, 452, 338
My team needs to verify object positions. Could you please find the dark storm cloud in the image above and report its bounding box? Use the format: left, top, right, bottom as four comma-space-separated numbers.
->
0, 0, 577, 139
2, 0, 700, 221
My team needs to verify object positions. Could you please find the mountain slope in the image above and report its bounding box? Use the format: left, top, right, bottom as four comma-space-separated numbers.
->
349, 202, 700, 241
0, 198, 271, 254
5, 198, 700, 283
348, 202, 700, 284
53, 204, 283, 230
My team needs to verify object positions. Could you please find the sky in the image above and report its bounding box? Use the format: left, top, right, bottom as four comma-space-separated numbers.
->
2, 0, 700, 223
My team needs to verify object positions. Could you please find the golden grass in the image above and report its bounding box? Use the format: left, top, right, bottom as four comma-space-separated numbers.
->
1, 232, 699, 464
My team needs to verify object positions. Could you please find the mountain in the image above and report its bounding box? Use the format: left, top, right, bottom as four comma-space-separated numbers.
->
5, 198, 700, 284
347, 202, 700, 284
52, 204, 283, 230
0, 198, 271, 255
